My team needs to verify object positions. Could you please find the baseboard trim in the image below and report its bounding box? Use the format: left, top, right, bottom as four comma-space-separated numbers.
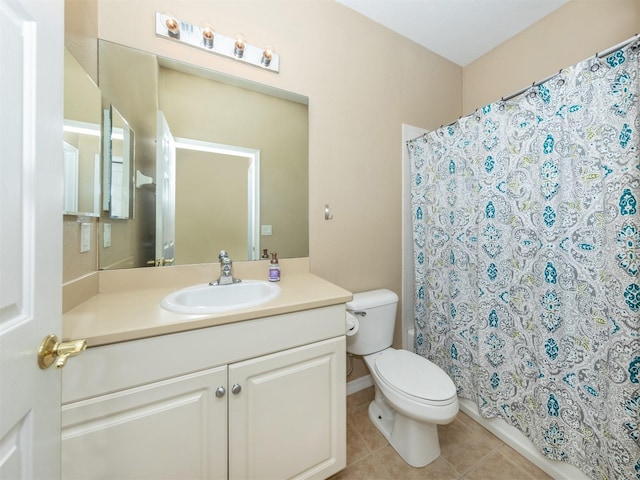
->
346, 374, 373, 396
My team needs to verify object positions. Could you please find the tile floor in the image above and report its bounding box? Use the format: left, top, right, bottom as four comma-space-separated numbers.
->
329, 387, 552, 480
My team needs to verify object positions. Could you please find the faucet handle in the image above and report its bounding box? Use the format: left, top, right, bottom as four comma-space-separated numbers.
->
218, 250, 229, 260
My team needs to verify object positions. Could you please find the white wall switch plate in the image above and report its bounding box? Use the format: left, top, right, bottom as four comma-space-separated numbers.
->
103, 223, 112, 248
80, 223, 91, 253
261, 224, 273, 236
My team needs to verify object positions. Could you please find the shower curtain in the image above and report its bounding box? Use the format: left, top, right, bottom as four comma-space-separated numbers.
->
409, 41, 639, 479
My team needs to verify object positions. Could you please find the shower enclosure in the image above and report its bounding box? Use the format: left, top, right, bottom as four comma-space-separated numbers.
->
406, 38, 639, 479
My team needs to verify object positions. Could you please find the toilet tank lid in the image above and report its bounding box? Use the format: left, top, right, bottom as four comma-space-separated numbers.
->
346, 289, 398, 310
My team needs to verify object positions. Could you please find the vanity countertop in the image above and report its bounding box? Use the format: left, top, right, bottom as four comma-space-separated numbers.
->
63, 259, 352, 347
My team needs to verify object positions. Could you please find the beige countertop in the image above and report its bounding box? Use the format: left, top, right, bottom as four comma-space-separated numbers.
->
63, 259, 353, 347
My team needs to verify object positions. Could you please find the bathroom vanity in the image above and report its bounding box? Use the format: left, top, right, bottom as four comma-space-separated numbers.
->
60, 259, 350, 480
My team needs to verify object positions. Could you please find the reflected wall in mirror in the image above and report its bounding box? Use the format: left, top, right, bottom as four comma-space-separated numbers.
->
63, 48, 101, 217
173, 140, 261, 263
96, 40, 309, 270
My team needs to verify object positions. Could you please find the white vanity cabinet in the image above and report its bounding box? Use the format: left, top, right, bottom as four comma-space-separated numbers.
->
61, 366, 229, 479
229, 337, 344, 479
61, 305, 347, 480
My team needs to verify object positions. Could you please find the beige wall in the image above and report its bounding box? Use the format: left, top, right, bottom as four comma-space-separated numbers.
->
95, 0, 462, 381
463, 0, 640, 112
175, 149, 249, 264
64, 0, 640, 383
65, 0, 98, 83
63, 215, 98, 281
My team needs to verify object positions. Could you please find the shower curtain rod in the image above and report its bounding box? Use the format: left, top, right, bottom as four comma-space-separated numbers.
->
501, 33, 639, 102
406, 33, 640, 145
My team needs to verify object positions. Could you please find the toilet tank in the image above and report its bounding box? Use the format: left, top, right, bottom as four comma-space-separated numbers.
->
346, 289, 398, 355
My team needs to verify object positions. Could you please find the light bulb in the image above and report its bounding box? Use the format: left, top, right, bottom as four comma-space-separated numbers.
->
234, 35, 246, 58
261, 46, 274, 67
202, 26, 214, 49
165, 17, 180, 39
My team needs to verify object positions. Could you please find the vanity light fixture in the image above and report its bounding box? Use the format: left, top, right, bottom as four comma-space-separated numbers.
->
155, 12, 280, 73
63, 120, 101, 137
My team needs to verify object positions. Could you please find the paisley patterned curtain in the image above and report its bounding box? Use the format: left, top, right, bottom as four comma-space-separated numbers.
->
409, 41, 639, 479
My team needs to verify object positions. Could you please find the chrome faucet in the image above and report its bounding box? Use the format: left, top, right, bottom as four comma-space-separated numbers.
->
210, 250, 241, 285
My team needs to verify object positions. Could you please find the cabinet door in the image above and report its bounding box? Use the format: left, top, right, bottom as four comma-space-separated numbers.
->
61, 367, 228, 480
229, 337, 346, 480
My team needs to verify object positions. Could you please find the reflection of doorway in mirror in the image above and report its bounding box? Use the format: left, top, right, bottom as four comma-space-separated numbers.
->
156, 111, 176, 267
104, 106, 134, 220
173, 138, 260, 264
62, 120, 101, 216
63, 142, 79, 213
110, 156, 126, 217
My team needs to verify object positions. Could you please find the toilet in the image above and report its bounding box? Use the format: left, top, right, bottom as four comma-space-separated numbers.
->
346, 289, 459, 467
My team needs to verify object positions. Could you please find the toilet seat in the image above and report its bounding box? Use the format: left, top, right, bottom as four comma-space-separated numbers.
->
374, 349, 456, 406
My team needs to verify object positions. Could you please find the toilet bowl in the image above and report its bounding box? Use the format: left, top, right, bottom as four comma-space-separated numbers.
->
365, 348, 459, 423
346, 289, 459, 467
363, 348, 458, 467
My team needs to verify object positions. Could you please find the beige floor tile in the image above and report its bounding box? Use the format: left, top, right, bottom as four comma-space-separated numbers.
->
376, 445, 421, 479
350, 406, 388, 453
346, 423, 370, 466
439, 414, 503, 474
439, 414, 472, 443
328, 455, 393, 480
463, 450, 533, 480
402, 456, 461, 480
347, 386, 374, 414
333, 390, 560, 480
375, 445, 461, 480
499, 445, 552, 480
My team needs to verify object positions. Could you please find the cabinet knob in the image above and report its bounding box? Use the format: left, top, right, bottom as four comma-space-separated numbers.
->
231, 383, 242, 395
215, 386, 226, 398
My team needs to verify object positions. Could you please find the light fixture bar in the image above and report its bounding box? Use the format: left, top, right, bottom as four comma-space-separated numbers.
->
63, 120, 101, 137
155, 12, 280, 73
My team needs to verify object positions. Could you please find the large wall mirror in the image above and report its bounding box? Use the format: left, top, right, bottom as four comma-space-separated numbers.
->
65, 39, 309, 270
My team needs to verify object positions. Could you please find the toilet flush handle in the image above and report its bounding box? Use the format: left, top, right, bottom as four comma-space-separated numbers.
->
352, 311, 367, 316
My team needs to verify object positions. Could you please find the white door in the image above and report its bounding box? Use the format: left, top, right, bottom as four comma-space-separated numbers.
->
0, 0, 64, 478
156, 111, 176, 266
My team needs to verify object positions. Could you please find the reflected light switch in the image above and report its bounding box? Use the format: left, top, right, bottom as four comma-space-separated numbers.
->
261, 225, 272, 236
80, 223, 91, 253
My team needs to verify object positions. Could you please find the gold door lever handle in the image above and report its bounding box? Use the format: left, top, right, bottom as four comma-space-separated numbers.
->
38, 334, 87, 369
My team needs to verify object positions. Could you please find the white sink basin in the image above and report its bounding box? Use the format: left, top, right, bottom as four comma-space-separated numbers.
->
161, 280, 281, 314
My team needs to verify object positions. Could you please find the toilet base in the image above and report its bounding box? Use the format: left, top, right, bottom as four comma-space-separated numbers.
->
368, 394, 441, 468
